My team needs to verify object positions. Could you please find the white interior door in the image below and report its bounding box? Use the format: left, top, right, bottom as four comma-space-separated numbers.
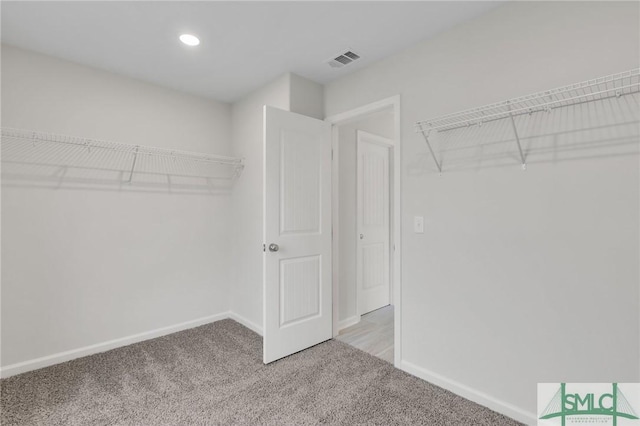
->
357, 131, 391, 315
263, 106, 332, 364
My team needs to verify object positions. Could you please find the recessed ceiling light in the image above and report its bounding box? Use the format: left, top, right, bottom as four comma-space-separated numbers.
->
179, 34, 200, 47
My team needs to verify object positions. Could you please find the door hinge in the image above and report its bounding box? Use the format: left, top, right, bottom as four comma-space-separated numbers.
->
331, 149, 334, 160
263, 244, 266, 252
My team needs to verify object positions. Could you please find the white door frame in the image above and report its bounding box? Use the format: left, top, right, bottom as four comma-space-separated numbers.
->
325, 95, 402, 367
356, 130, 394, 316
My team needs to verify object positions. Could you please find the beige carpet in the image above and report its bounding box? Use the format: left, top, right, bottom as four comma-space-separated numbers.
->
1, 319, 522, 425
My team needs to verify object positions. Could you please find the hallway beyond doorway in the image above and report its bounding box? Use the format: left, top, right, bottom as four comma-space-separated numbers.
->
336, 305, 393, 363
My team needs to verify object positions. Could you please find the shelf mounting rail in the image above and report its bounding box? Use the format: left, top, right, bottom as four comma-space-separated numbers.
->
415, 68, 640, 173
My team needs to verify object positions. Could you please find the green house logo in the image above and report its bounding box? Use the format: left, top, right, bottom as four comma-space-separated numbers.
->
539, 383, 639, 426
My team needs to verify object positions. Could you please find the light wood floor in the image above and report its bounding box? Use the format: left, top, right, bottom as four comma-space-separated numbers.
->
336, 305, 394, 363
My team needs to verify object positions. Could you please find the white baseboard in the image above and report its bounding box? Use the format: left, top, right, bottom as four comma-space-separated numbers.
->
228, 312, 263, 336
337, 315, 361, 331
399, 360, 537, 426
0, 312, 231, 379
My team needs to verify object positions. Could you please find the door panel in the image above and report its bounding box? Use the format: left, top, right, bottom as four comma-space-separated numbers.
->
279, 255, 320, 327
280, 129, 321, 235
263, 106, 332, 364
357, 132, 391, 315
362, 243, 385, 290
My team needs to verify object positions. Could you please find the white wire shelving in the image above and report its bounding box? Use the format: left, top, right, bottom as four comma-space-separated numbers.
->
416, 68, 640, 173
1, 127, 244, 190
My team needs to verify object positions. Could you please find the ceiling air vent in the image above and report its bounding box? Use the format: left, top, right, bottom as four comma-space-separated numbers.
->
327, 50, 361, 69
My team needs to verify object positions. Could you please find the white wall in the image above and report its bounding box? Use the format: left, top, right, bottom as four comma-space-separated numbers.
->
1, 54, 324, 371
337, 112, 394, 324
325, 1, 639, 423
290, 73, 324, 120
1, 45, 234, 368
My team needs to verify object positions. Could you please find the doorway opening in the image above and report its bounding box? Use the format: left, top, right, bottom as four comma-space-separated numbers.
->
326, 96, 401, 366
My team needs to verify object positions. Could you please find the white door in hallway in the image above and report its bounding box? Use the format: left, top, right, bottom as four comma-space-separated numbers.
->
357, 131, 391, 315
263, 106, 332, 364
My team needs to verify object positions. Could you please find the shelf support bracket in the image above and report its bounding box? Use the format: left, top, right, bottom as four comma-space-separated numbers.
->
419, 126, 442, 174
507, 102, 527, 170
234, 161, 245, 179
127, 146, 139, 184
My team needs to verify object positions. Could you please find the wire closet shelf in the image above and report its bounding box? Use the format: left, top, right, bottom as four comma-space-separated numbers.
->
1, 127, 244, 184
415, 68, 640, 173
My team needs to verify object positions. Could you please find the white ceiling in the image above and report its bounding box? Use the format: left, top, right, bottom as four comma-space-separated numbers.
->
1, 1, 501, 103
